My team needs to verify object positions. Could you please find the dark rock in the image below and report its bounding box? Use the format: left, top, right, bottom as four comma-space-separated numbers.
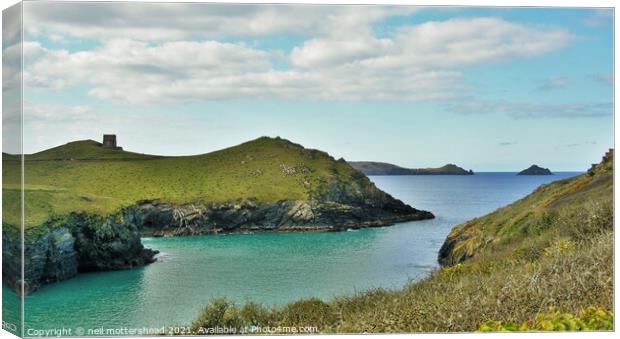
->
124, 165, 434, 237
127, 195, 432, 237
518, 165, 552, 175
2, 213, 158, 295
71, 214, 158, 271
437, 234, 469, 267
349, 161, 474, 175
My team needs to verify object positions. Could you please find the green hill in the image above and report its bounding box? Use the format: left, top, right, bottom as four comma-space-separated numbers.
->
2, 136, 433, 293
186, 150, 613, 333
3, 137, 433, 229
25, 139, 159, 161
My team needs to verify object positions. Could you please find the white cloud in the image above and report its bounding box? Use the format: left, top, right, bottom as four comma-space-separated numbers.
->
47, 33, 68, 44
291, 36, 394, 68
3, 4, 24, 95
590, 73, 613, 86
292, 17, 572, 69
23, 101, 97, 124
498, 141, 517, 146
2, 41, 22, 92
24, 39, 274, 103
23, 38, 468, 104
22, 9, 574, 105
537, 76, 571, 91
2, 3, 22, 46
3, 101, 100, 154
449, 100, 612, 119
23, 3, 414, 41
560, 141, 597, 148
582, 8, 613, 27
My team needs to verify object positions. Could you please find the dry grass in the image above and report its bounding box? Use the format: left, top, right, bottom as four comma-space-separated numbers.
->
189, 158, 614, 333
188, 229, 612, 333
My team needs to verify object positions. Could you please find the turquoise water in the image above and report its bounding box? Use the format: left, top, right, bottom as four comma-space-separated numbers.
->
3, 172, 581, 334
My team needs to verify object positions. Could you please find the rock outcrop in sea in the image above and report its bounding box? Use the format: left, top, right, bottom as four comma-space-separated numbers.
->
128, 195, 432, 237
518, 165, 552, 175
2, 214, 157, 295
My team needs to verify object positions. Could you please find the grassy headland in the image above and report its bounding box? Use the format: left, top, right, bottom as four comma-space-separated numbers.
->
3, 136, 428, 233
188, 150, 613, 333
349, 161, 473, 175
3, 136, 433, 293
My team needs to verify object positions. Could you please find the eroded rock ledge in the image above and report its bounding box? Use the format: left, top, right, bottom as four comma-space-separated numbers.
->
2, 214, 158, 295
3, 196, 432, 294
126, 198, 433, 236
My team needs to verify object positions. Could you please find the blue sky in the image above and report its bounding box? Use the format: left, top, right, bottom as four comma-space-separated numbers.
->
4, 3, 614, 171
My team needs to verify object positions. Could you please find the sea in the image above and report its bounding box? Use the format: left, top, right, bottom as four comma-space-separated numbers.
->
2, 172, 581, 334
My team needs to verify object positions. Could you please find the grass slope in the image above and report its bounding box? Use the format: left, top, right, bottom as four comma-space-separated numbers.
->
188, 151, 613, 333
26, 139, 159, 161
438, 149, 613, 266
2, 137, 372, 228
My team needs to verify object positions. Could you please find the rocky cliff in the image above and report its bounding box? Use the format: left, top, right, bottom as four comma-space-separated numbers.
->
128, 197, 432, 237
2, 214, 157, 295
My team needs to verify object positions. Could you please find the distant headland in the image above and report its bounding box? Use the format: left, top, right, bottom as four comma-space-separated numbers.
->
349, 161, 474, 175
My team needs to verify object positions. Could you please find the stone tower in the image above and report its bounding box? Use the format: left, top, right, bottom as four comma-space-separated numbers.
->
102, 134, 122, 150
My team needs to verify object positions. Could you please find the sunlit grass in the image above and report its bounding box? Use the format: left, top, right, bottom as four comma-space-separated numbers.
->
2, 137, 376, 227
188, 153, 614, 333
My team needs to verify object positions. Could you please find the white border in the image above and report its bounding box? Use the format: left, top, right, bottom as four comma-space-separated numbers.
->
0, 1, 617, 339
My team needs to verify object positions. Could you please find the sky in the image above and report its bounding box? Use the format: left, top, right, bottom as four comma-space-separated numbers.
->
1, 2, 614, 171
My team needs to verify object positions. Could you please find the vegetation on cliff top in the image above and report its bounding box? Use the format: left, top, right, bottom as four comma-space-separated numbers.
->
2, 137, 397, 228
188, 151, 613, 333
439, 149, 612, 266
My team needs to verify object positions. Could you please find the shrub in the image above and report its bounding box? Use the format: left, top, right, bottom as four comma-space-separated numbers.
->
557, 198, 613, 241
190, 299, 244, 332
439, 263, 465, 277
543, 238, 576, 257
279, 298, 337, 327
478, 307, 613, 332
239, 302, 274, 326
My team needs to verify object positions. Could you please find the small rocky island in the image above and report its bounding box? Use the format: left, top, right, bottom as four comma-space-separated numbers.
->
349, 161, 474, 175
518, 165, 553, 175
2, 135, 434, 294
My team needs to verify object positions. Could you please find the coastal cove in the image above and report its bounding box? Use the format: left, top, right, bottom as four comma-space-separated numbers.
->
3, 172, 580, 332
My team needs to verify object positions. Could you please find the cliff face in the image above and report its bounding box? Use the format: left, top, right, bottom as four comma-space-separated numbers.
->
2, 214, 158, 295
438, 150, 613, 267
2, 174, 429, 293
126, 163, 433, 236
128, 197, 431, 237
